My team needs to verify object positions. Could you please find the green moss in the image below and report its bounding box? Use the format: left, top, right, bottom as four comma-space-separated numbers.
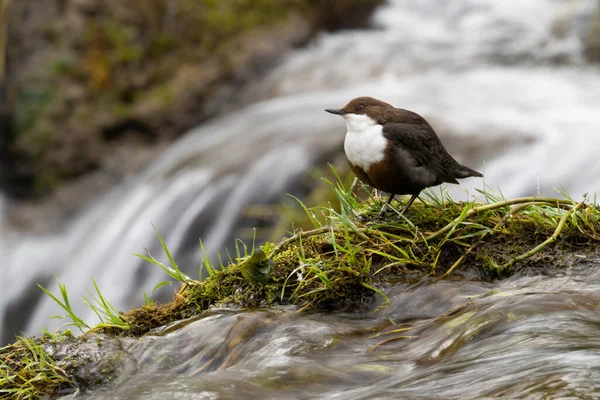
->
0, 332, 74, 399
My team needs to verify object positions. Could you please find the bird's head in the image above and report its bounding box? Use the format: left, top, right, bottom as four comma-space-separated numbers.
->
325, 96, 393, 129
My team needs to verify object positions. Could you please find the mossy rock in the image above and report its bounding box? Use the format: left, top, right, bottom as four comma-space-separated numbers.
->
2, 190, 598, 397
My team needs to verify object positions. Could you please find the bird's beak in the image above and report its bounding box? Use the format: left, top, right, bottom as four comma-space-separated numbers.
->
325, 108, 345, 116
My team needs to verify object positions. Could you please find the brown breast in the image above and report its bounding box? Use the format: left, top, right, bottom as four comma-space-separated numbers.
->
347, 159, 374, 187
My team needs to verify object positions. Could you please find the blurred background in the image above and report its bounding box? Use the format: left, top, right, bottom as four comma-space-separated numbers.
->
0, 0, 599, 345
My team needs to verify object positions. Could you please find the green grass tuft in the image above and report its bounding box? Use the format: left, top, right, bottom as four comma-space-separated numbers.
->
135, 224, 194, 284
38, 276, 89, 333
0, 333, 73, 399
82, 279, 130, 332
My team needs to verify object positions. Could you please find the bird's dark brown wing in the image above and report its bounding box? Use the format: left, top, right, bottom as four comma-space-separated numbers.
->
382, 122, 460, 185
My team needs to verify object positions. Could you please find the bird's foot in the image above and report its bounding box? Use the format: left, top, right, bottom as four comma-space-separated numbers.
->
359, 211, 387, 223
357, 214, 376, 223
357, 212, 386, 223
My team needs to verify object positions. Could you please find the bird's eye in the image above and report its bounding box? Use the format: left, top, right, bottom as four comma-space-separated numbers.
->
357, 104, 365, 109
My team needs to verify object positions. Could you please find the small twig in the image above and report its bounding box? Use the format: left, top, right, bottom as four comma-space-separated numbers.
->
297, 303, 313, 313
502, 201, 585, 269
272, 226, 343, 255
426, 197, 575, 242
373, 261, 405, 275
468, 197, 574, 214
440, 252, 469, 279
271, 226, 408, 256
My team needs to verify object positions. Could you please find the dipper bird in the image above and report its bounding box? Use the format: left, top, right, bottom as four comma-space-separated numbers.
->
326, 96, 482, 218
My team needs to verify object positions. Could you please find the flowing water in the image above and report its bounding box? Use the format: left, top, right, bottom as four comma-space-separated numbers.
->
2, 0, 600, 396
72, 258, 600, 399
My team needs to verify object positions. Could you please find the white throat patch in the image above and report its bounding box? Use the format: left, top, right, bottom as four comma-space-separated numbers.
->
343, 114, 387, 171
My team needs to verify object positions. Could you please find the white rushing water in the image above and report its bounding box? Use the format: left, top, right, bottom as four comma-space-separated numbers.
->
1, 0, 599, 342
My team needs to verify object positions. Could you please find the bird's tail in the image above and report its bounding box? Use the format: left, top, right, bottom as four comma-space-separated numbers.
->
456, 164, 483, 179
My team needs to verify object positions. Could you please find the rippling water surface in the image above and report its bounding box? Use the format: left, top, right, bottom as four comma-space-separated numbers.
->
73, 257, 600, 399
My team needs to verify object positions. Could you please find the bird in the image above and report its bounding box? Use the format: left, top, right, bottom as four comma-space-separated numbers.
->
325, 96, 483, 218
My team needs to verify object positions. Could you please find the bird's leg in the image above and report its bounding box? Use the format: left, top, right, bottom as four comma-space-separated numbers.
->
377, 193, 396, 219
400, 193, 420, 215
